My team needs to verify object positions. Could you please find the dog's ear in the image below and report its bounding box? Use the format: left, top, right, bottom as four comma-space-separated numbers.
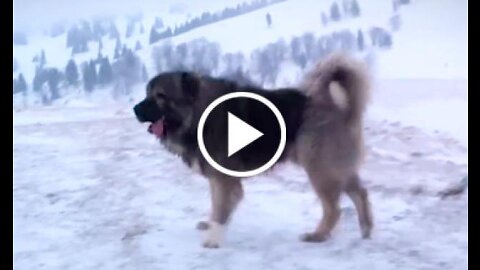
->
180, 72, 199, 99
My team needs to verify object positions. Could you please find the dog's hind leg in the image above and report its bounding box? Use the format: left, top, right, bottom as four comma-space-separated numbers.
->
345, 174, 373, 239
301, 168, 342, 242
202, 177, 243, 248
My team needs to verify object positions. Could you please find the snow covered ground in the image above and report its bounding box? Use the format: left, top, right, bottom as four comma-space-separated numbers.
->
13, 78, 468, 270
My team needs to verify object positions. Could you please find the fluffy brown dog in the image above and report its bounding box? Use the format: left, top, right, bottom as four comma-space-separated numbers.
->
133, 53, 372, 248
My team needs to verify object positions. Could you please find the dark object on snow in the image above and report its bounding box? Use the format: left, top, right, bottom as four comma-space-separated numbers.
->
266, 13, 272, 27
438, 176, 468, 199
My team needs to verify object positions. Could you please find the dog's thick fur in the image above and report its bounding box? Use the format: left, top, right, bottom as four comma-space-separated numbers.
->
133, 53, 373, 248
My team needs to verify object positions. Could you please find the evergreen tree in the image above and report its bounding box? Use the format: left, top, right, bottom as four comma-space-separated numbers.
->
33, 69, 44, 92
266, 13, 272, 27
40, 50, 46, 67
302, 33, 315, 58
154, 17, 164, 29
114, 48, 120, 59
351, 0, 360, 17
126, 21, 135, 38
357, 29, 364, 51
98, 57, 113, 85
142, 64, 148, 82
109, 23, 120, 39
14, 74, 28, 94
149, 27, 157, 44
66, 26, 78, 48
13, 79, 19, 94
47, 68, 61, 100
18, 74, 27, 92
330, 2, 341, 22
115, 38, 122, 56
135, 40, 142, 51
83, 64, 94, 92
89, 60, 97, 86
81, 20, 94, 41
65, 59, 79, 86
321, 12, 329, 26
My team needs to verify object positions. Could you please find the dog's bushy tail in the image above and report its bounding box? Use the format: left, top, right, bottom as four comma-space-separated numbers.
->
302, 53, 370, 125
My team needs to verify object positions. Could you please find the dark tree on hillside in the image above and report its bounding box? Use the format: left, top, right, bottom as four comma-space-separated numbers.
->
154, 17, 164, 29
126, 21, 135, 38
142, 64, 148, 82
66, 26, 79, 48
89, 61, 97, 86
357, 29, 365, 51
65, 59, 79, 86
18, 74, 27, 92
93, 20, 107, 39
152, 43, 174, 71
83, 64, 94, 92
47, 68, 61, 100
113, 49, 143, 96
290, 36, 305, 68
389, 14, 401, 32
135, 40, 142, 51
81, 21, 94, 42
140, 24, 145, 34
351, 0, 360, 17
330, 2, 341, 22
14, 74, 27, 94
176, 43, 188, 59
114, 48, 120, 59
321, 12, 329, 26
33, 69, 45, 92
98, 38, 103, 51
109, 23, 120, 39
114, 38, 122, 57
40, 50, 46, 67
266, 13, 272, 27
97, 52, 103, 62
149, 27, 158, 44
13, 79, 19, 94
14, 31, 28, 45
302, 33, 315, 58
98, 57, 113, 85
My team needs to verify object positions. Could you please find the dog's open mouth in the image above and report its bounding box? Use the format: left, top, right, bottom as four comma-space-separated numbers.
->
148, 117, 165, 138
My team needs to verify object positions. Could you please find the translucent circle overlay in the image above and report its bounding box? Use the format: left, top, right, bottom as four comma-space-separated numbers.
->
197, 92, 286, 178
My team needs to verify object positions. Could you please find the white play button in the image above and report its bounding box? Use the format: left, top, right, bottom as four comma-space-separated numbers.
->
198, 92, 286, 178
227, 112, 264, 157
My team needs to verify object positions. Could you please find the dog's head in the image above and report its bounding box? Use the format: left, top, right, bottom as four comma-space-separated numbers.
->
133, 71, 200, 140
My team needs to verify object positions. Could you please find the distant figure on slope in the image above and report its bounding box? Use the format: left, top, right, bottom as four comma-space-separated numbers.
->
266, 13, 272, 28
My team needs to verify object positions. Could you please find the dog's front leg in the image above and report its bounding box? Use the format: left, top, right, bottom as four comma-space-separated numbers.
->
202, 177, 243, 248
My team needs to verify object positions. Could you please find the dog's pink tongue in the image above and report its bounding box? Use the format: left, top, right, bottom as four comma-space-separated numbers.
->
150, 120, 164, 138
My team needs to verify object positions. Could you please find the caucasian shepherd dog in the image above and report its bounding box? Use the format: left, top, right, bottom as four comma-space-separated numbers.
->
133, 53, 373, 248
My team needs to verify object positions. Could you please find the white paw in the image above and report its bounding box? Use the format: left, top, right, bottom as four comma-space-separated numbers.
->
202, 222, 224, 249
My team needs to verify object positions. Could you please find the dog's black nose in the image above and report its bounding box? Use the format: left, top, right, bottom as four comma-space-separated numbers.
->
133, 104, 145, 122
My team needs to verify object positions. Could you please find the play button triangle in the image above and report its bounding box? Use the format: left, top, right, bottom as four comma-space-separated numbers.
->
228, 112, 264, 157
